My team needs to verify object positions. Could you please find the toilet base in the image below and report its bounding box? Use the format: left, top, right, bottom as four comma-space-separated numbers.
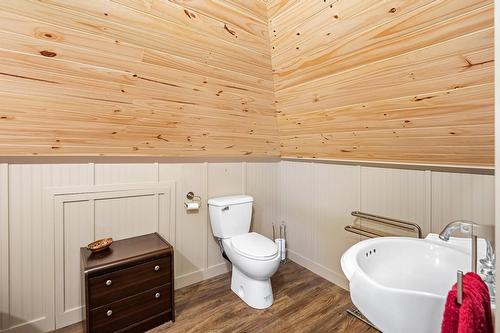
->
230, 266, 274, 309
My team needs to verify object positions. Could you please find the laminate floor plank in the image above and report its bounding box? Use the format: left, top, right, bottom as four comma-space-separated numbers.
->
55, 261, 378, 333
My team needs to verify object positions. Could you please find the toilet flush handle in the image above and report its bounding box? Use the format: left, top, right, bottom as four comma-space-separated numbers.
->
222, 206, 229, 211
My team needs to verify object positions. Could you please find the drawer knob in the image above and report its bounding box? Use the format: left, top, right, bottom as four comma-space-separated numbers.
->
155, 292, 161, 299
105, 279, 112, 286
106, 310, 113, 317
154, 265, 160, 271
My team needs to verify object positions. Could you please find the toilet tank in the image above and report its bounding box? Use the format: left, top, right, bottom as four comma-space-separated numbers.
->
208, 195, 253, 238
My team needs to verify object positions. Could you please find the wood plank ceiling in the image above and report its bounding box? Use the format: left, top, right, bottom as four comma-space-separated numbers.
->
0, 0, 495, 167
0, 0, 279, 157
267, 0, 494, 167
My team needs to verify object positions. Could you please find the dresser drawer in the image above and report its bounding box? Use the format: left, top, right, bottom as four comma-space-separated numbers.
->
89, 283, 171, 333
88, 256, 170, 309
116, 311, 173, 333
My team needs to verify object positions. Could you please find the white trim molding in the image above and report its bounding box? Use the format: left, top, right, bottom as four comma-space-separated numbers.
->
0, 164, 9, 331
46, 182, 175, 329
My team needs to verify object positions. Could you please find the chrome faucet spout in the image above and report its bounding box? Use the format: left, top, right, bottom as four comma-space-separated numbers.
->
438, 220, 475, 242
438, 220, 495, 305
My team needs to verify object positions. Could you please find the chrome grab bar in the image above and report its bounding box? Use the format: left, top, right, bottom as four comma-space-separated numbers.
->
347, 211, 423, 239
344, 225, 386, 239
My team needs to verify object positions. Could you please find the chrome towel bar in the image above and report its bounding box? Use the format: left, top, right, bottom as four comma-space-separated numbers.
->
457, 270, 463, 305
344, 225, 386, 238
347, 211, 423, 239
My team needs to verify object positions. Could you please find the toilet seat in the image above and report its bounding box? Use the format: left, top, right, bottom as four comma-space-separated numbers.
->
231, 232, 278, 261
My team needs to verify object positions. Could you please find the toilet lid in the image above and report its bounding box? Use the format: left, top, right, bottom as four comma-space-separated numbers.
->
231, 232, 278, 260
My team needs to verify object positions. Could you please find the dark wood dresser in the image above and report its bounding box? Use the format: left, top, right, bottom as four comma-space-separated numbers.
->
80, 233, 174, 333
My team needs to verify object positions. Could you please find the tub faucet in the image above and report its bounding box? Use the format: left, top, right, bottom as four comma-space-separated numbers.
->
439, 220, 495, 304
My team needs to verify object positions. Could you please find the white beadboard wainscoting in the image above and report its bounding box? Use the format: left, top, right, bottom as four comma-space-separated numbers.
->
0, 160, 494, 332
278, 161, 495, 290
0, 162, 278, 332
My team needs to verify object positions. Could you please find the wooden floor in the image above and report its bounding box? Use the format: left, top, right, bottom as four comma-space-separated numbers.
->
57, 261, 377, 333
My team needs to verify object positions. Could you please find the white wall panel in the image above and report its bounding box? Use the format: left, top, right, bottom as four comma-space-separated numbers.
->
279, 161, 315, 260
277, 161, 494, 290
313, 163, 359, 279
52, 184, 173, 328
159, 163, 208, 287
95, 195, 157, 240
246, 162, 279, 239
0, 164, 9, 331
62, 200, 93, 317
1, 161, 259, 332
7, 164, 91, 332
0, 159, 494, 333
207, 163, 244, 269
94, 163, 158, 184
431, 172, 495, 232
360, 167, 431, 235
278, 161, 359, 288
207, 163, 244, 196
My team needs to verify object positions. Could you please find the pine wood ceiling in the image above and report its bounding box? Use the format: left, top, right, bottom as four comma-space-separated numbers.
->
268, 0, 494, 167
0, 0, 279, 157
0, 0, 494, 167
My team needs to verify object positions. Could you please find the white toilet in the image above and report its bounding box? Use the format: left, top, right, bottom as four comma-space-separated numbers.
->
208, 195, 281, 309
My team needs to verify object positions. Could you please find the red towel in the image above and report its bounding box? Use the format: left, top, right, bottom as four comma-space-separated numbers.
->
441, 272, 494, 333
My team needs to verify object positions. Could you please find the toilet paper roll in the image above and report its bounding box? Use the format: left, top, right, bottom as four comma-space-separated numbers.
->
184, 201, 200, 210
275, 238, 286, 260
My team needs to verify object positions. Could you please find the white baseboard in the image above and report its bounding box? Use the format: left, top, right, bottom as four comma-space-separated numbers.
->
175, 261, 231, 289
2, 316, 51, 333
175, 253, 348, 292
287, 250, 349, 290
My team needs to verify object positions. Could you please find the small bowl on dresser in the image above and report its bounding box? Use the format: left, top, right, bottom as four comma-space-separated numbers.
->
87, 238, 113, 253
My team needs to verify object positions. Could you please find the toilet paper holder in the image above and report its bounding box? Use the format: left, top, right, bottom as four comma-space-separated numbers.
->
273, 222, 287, 263
186, 191, 201, 202
185, 192, 201, 211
